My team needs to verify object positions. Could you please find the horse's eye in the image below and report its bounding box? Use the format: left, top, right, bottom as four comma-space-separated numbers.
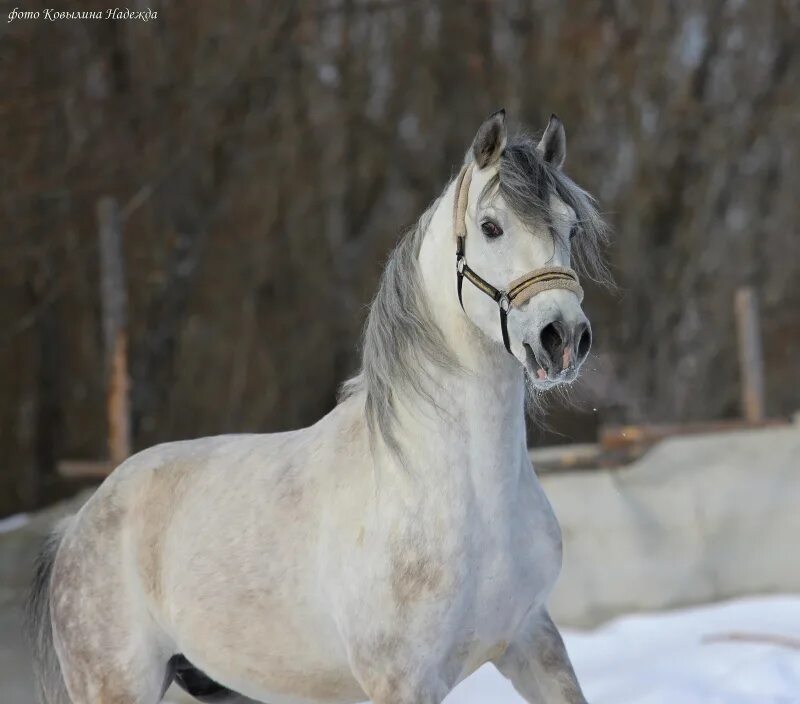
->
569, 224, 579, 241
481, 220, 504, 239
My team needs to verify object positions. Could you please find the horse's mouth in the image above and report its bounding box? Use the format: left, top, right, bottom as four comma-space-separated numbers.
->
523, 343, 579, 386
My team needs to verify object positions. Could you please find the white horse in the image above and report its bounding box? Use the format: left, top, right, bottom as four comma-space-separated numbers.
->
29, 110, 609, 704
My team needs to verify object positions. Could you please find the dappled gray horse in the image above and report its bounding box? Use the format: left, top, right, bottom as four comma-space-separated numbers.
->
29, 110, 609, 704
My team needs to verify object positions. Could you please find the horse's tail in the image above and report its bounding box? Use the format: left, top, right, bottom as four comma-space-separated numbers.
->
26, 516, 74, 704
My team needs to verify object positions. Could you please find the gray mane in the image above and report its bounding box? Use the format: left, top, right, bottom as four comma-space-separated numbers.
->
339, 199, 457, 455
341, 136, 610, 453
488, 136, 612, 284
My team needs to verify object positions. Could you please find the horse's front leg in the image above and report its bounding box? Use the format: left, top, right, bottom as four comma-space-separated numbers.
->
351, 646, 449, 704
494, 609, 587, 704
356, 667, 448, 704
358, 679, 447, 704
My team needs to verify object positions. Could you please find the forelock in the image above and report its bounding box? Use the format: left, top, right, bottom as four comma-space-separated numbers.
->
480, 136, 612, 285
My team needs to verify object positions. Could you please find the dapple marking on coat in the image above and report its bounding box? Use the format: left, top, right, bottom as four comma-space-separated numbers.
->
28, 110, 609, 704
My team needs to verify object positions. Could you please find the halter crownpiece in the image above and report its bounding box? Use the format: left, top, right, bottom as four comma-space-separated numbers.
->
453, 162, 584, 354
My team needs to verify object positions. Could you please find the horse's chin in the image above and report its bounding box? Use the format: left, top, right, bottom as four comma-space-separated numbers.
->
524, 368, 579, 390
521, 343, 580, 388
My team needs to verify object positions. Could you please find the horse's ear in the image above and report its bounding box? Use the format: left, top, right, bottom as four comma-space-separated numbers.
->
470, 109, 507, 169
536, 114, 566, 169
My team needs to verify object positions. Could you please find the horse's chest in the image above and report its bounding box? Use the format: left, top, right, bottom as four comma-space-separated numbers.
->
460, 497, 562, 634
384, 480, 562, 643
343, 475, 562, 695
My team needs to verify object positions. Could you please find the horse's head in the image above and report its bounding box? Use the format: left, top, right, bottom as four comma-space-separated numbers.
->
453, 110, 607, 387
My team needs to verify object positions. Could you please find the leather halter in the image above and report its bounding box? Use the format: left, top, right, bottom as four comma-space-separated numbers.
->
453, 162, 584, 354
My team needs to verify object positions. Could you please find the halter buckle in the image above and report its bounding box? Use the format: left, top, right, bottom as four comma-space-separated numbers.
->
456, 256, 466, 275
498, 293, 511, 312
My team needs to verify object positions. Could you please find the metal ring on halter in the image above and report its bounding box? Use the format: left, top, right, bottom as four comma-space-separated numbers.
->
498, 293, 511, 313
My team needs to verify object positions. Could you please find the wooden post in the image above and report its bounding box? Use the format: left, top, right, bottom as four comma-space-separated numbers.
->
97, 197, 131, 465
734, 286, 766, 423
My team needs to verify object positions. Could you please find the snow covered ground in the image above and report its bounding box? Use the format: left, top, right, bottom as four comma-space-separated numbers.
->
444, 596, 800, 704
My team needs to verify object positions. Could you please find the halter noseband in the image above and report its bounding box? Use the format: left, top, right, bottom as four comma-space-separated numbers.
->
453, 162, 584, 354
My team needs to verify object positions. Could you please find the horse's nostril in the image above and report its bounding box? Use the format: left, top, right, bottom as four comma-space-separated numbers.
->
540, 322, 564, 363
577, 325, 592, 360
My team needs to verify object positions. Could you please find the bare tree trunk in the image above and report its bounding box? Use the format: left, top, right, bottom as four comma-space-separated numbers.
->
735, 287, 766, 422
97, 197, 131, 464
30, 272, 61, 508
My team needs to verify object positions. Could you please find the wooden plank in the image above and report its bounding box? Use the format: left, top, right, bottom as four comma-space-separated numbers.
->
97, 197, 131, 466
735, 287, 766, 422
599, 419, 787, 451
531, 443, 645, 473
532, 443, 602, 467
534, 417, 789, 473
58, 459, 115, 479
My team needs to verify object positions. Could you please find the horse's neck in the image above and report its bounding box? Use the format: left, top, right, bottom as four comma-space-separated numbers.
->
391, 178, 528, 488
386, 360, 527, 498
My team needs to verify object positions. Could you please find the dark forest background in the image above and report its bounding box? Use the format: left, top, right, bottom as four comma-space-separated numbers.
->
1, 0, 799, 516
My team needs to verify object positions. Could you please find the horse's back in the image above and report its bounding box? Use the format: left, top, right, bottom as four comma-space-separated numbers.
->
48, 403, 372, 702
118, 416, 365, 701
61, 432, 303, 605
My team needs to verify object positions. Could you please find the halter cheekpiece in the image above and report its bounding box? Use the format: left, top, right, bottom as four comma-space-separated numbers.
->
453, 162, 584, 354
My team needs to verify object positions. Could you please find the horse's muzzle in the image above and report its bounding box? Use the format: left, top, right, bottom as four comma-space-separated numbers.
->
528, 316, 591, 381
